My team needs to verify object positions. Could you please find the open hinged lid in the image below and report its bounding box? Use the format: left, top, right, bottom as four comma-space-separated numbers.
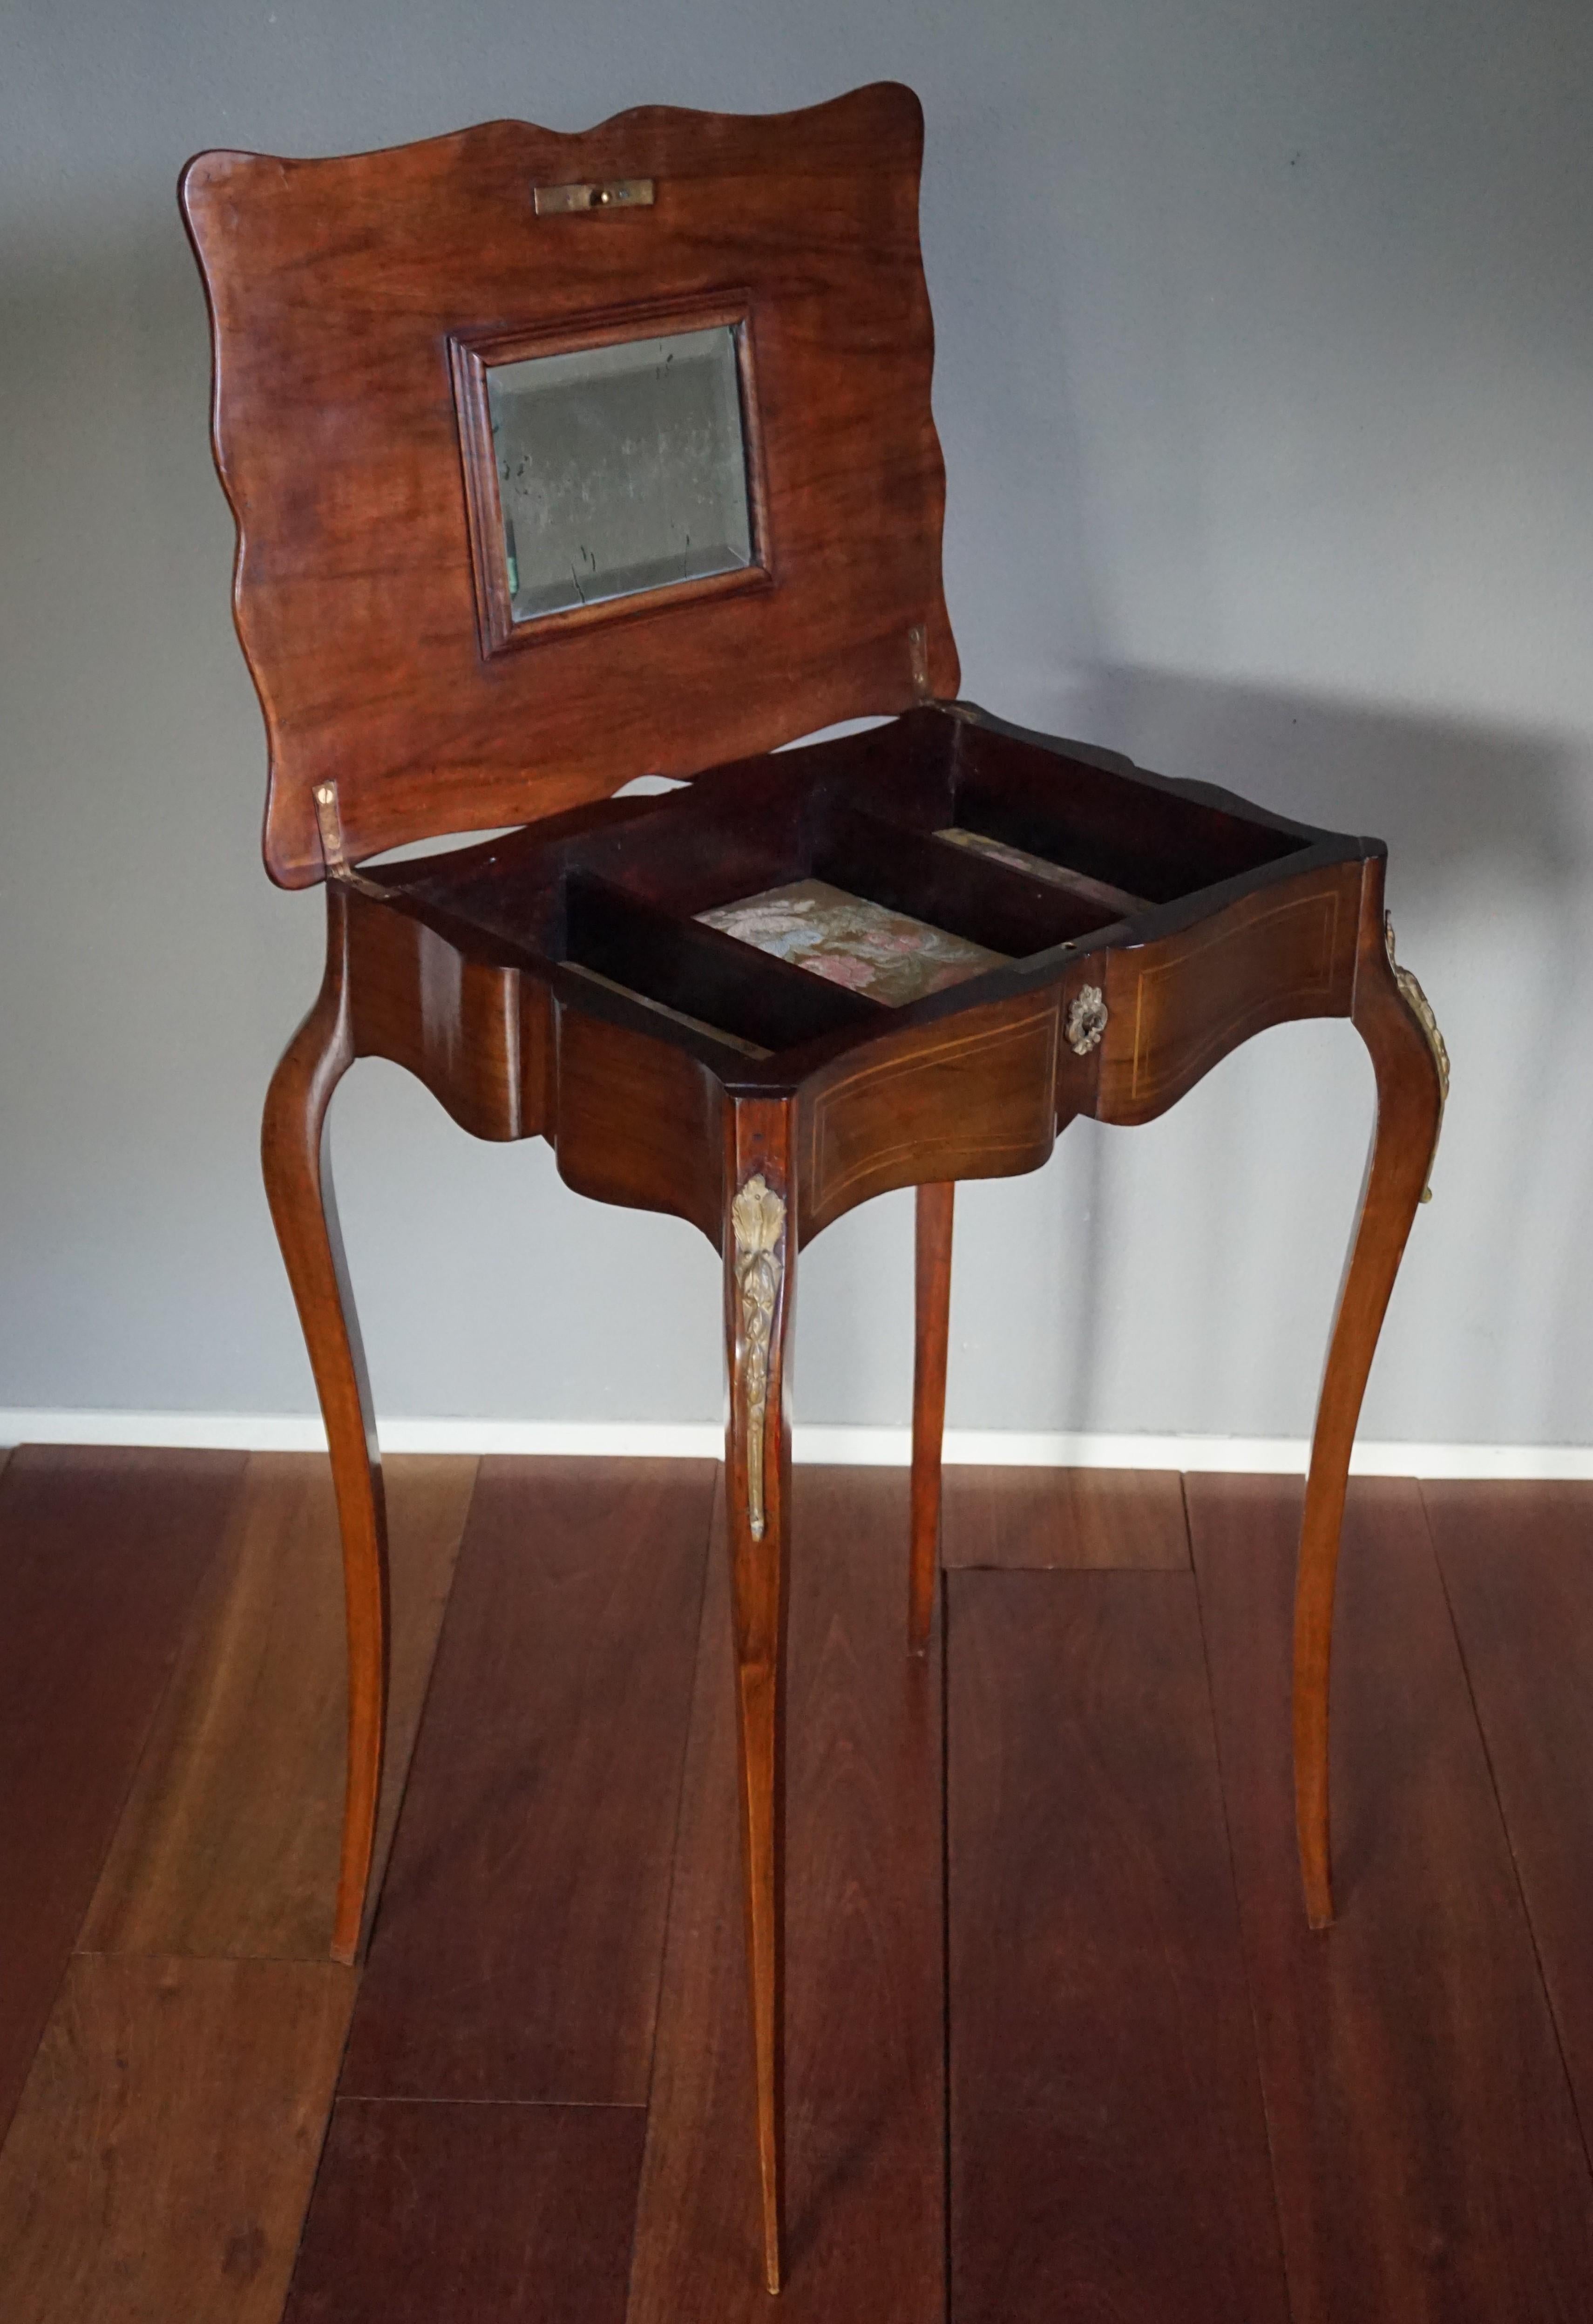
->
181, 82, 958, 886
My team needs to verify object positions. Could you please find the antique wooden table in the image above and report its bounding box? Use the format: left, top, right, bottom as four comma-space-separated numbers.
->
182, 82, 1446, 2291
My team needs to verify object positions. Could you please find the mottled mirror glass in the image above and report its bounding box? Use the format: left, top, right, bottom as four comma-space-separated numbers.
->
486, 324, 755, 623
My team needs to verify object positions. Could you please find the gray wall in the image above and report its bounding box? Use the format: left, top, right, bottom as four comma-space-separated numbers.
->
4, 0, 1591, 1446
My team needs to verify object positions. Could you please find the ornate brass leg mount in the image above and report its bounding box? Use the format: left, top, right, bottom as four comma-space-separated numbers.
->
724, 1102, 796, 2294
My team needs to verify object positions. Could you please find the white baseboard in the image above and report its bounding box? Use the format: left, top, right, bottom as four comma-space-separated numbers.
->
2, 1409, 1593, 1480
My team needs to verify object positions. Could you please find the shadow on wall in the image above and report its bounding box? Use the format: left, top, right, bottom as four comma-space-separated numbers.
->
977, 662, 1593, 1447
1061, 662, 1582, 891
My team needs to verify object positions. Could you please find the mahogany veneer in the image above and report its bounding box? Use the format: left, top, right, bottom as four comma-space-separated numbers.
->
181, 81, 1446, 2293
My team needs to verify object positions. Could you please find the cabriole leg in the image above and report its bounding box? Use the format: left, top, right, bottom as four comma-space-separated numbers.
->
1295, 863, 1448, 1928
909, 1180, 955, 1654
261, 883, 389, 1967
723, 1102, 796, 2295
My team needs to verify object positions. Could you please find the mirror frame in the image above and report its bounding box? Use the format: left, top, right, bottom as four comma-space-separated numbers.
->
450, 290, 773, 659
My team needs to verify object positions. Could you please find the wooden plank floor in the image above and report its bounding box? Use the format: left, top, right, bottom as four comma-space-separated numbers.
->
2, 1451, 1593, 2319
0, 1447, 245, 2141
628, 1470, 944, 2322
1189, 1475, 1593, 2321
83, 1454, 475, 1962
338, 1456, 714, 2107
946, 1559, 1287, 2319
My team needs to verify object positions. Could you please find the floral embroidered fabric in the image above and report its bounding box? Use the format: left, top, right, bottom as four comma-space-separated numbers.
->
698, 878, 1007, 1006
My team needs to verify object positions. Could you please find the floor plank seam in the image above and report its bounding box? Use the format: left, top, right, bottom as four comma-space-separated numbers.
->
636, 1476, 717, 2126
273, 1468, 480, 2324
271, 1966, 360, 2324
1181, 1472, 1301, 2324
67, 1483, 244, 1972
4, 1787, 148, 2141
356, 1467, 480, 1970
1423, 1484, 1593, 2195
937, 1575, 953, 2324
337, 2093, 651, 2110
0, 1460, 248, 2155
620, 1471, 717, 2319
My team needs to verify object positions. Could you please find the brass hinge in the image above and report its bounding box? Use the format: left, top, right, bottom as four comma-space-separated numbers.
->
908, 623, 929, 699
313, 782, 385, 897
533, 177, 655, 216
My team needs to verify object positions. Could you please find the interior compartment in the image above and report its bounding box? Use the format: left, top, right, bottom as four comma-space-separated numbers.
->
563, 875, 883, 1054
948, 721, 1308, 905
398, 703, 1318, 1057
558, 961, 773, 1058
932, 825, 1149, 917
813, 805, 1121, 954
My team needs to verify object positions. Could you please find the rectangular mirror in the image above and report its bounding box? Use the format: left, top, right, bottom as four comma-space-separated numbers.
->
485, 324, 756, 625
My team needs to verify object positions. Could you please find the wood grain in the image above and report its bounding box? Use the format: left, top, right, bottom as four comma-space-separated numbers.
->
0, 1953, 352, 2324
0, 1447, 243, 2139
1097, 864, 1360, 1126
1426, 1480, 1593, 2152
83, 1453, 475, 1960
948, 1565, 1288, 2323
346, 889, 550, 1140
554, 1001, 728, 1241
942, 1464, 1189, 1569
182, 86, 957, 886
627, 1468, 943, 2321
282, 2099, 646, 2324
261, 892, 391, 1962
1291, 856, 1446, 1924
799, 986, 1059, 1234
1190, 1474, 1593, 2322
340, 1456, 712, 2103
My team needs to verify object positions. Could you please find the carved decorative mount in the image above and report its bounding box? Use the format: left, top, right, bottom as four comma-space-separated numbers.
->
731, 1173, 787, 1539
1384, 914, 1450, 1202
1065, 984, 1109, 1056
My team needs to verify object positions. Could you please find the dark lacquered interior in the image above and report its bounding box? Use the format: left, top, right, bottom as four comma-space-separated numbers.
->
386, 705, 1319, 1061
